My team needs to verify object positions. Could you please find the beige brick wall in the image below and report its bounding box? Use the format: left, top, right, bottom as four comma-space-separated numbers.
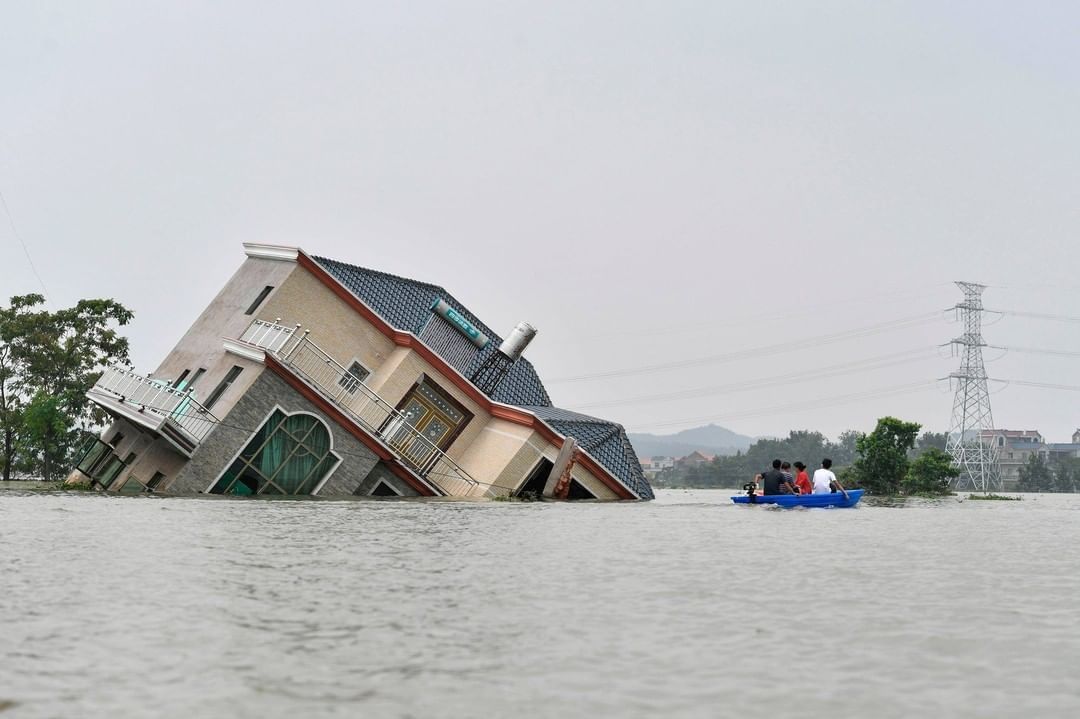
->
257, 267, 396, 377
255, 265, 497, 468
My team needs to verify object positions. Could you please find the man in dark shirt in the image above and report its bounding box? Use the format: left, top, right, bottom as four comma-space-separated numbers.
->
761, 459, 797, 495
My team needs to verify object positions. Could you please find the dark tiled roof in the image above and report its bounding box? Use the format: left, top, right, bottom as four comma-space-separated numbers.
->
314, 256, 551, 406
521, 406, 654, 500
313, 254, 654, 500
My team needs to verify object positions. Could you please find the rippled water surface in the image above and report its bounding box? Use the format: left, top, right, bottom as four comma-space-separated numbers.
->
2, 489, 1079, 718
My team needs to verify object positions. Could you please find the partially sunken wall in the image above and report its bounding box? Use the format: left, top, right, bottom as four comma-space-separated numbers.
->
167, 369, 420, 497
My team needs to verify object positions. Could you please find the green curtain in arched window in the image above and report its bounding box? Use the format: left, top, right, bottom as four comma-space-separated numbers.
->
211, 411, 339, 496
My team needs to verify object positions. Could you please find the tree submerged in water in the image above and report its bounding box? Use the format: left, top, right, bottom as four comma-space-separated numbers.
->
0, 294, 132, 482
846, 417, 922, 495
841, 417, 956, 496
903, 448, 960, 496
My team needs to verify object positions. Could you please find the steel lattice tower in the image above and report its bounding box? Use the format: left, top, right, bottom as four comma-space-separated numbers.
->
945, 282, 1001, 491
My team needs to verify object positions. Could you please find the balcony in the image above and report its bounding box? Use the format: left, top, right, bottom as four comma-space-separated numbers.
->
86, 367, 220, 456
237, 320, 479, 497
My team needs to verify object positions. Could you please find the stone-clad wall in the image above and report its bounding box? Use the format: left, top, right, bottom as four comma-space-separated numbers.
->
167, 368, 419, 497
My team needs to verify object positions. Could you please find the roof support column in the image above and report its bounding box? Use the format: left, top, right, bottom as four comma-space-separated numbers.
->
543, 437, 578, 499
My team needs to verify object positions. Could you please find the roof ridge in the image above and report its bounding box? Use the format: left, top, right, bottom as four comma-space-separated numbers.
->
313, 255, 447, 295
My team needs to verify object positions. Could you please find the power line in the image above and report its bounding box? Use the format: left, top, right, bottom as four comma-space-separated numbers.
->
569, 347, 940, 410
992, 379, 1080, 392
0, 187, 50, 302
984, 308, 1080, 323
583, 282, 955, 339
549, 311, 944, 383
630, 380, 939, 432
990, 345, 1080, 358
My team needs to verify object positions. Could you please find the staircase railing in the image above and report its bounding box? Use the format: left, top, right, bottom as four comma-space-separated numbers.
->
270, 331, 478, 496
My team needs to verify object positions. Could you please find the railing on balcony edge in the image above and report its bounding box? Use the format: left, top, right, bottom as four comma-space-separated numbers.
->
239, 318, 297, 353
91, 366, 220, 443
268, 329, 479, 497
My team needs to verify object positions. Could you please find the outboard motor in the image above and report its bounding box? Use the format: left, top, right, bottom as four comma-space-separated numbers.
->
742, 482, 758, 504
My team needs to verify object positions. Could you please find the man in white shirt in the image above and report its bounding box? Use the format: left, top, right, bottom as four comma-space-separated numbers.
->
812, 458, 847, 497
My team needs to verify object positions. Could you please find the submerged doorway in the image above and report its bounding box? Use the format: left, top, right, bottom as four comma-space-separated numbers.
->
515, 458, 554, 499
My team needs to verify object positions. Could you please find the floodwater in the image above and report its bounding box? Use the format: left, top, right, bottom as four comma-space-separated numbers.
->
1, 489, 1078, 719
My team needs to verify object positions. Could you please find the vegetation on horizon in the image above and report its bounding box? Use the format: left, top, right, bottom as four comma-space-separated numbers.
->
0, 294, 132, 483
655, 420, 954, 496
968, 493, 1022, 501
1016, 453, 1080, 493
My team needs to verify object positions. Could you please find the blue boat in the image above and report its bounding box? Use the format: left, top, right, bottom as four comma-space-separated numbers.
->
730, 489, 864, 508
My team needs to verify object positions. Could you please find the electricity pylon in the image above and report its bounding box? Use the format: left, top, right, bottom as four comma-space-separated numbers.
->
945, 282, 1001, 491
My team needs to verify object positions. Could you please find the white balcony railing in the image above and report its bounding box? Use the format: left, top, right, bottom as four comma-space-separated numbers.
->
90, 367, 220, 444
239, 319, 296, 352
260, 327, 478, 497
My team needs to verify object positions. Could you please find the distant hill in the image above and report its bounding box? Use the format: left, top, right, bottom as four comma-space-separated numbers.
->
628, 424, 755, 459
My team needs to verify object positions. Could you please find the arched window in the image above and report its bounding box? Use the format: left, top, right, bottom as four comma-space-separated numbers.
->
210, 410, 339, 496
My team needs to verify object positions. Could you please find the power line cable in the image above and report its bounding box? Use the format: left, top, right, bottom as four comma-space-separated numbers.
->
984, 308, 1080, 323
990, 345, 1080, 359
0, 186, 50, 302
583, 282, 955, 339
630, 380, 939, 432
549, 311, 944, 383
992, 379, 1080, 392
569, 347, 940, 410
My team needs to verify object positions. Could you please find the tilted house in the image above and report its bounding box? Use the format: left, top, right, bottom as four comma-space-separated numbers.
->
70, 244, 653, 501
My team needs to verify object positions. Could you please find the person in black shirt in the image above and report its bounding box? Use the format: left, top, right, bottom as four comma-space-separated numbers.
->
760, 459, 797, 495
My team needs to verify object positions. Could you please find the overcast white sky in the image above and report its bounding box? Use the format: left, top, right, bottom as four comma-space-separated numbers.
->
2, 1, 1078, 440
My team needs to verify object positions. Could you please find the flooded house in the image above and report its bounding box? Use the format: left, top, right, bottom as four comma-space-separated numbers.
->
69, 244, 654, 501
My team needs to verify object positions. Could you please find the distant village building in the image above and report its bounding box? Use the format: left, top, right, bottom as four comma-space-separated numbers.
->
69, 244, 653, 501
979, 428, 1080, 488
676, 451, 715, 469
640, 455, 675, 480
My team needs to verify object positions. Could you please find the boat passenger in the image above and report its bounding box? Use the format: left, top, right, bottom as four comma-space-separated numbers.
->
812, 458, 846, 495
793, 461, 813, 494
781, 461, 795, 489
761, 459, 797, 495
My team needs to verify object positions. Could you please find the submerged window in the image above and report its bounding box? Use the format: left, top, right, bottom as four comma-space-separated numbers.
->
203, 366, 244, 410
118, 476, 145, 494
210, 410, 339, 496
370, 480, 400, 497
147, 472, 167, 490
76, 438, 113, 479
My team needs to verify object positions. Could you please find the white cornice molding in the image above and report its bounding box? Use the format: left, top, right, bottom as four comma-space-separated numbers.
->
222, 338, 267, 363
243, 243, 299, 262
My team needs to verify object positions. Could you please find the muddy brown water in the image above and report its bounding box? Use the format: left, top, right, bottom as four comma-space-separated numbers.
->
1, 489, 1078, 718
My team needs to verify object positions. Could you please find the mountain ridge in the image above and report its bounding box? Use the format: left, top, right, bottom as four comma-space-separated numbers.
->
628, 424, 756, 459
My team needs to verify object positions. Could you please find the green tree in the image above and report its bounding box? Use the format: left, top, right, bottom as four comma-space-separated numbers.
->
903, 447, 959, 495
0, 294, 132, 481
830, 430, 861, 466
1017, 453, 1054, 492
913, 431, 949, 457
1051, 457, 1080, 493
0, 335, 19, 481
849, 417, 922, 495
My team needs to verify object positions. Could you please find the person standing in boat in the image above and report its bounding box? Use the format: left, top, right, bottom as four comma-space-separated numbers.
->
793, 461, 813, 494
761, 459, 797, 495
812, 458, 846, 495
